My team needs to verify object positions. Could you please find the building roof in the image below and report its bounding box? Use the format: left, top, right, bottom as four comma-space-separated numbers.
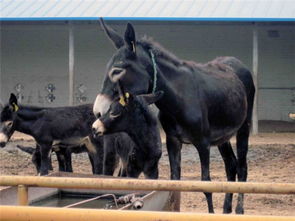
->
1, 0, 294, 21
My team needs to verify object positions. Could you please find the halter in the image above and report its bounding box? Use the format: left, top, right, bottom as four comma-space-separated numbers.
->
149, 50, 158, 93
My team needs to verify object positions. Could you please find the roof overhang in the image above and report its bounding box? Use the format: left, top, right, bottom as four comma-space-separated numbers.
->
1, 0, 295, 22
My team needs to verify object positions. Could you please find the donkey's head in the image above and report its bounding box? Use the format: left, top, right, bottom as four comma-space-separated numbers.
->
93, 20, 157, 118
92, 91, 163, 137
0, 93, 19, 147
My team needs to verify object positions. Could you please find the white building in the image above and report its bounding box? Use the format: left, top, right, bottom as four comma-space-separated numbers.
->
1, 0, 294, 132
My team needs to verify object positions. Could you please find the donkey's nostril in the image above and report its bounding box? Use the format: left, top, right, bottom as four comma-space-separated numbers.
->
96, 112, 101, 118
92, 127, 97, 135
92, 127, 102, 138
0, 142, 6, 148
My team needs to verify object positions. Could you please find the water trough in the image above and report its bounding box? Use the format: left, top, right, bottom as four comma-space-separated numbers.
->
0, 172, 179, 211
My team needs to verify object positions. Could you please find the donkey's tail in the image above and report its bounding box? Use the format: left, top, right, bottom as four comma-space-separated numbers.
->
16, 145, 35, 155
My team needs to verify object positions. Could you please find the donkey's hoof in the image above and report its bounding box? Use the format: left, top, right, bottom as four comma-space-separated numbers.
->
223, 207, 232, 214
235, 206, 244, 214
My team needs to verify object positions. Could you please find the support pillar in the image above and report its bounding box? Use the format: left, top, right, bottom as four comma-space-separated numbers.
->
252, 23, 259, 134
69, 22, 75, 106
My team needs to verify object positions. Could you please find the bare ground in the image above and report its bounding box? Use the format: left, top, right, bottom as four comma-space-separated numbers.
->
0, 132, 294, 216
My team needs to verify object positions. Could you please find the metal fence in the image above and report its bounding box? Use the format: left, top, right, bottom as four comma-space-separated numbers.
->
0, 175, 294, 221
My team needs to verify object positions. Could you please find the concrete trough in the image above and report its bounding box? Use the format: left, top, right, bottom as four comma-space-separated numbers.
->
0, 172, 179, 211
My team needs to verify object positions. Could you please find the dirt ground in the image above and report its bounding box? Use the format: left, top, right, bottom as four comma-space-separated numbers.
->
0, 132, 294, 216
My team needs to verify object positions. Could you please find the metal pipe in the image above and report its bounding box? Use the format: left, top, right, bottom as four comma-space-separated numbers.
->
64, 194, 118, 208
1, 176, 294, 194
17, 185, 28, 206
1, 206, 294, 221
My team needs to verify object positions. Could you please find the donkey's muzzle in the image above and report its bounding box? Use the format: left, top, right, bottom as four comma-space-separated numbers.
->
92, 127, 103, 138
92, 119, 106, 137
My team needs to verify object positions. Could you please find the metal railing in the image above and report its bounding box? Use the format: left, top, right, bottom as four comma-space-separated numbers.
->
1, 206, 294, 221
0, 175, 294, 221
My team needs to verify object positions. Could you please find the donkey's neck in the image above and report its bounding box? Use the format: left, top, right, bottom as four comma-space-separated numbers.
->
14, 118, 37, 136
14, 107, 45, 136
127, 117, 160, 154
151, 67, 184, 116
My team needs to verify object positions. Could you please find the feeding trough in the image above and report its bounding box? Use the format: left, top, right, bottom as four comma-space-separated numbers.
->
0, 172, 179, 211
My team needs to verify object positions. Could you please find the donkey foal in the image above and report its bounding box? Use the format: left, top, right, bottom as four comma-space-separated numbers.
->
0, 93, 103, 175
93, 91, 163, 179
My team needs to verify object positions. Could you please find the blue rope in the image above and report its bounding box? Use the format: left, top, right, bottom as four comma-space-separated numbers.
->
149, 50, 157, 93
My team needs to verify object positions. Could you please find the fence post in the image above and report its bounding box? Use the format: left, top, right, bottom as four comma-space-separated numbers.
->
18, 185, 28, 206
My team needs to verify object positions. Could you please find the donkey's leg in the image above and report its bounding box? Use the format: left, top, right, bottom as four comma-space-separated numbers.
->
87, 153, 95, 174
166, 136, 182, 180
159, 113, 182, 180
159, 113, 182, 211
48, 155, 53, 171
92, 145, 104, 175
218, 142, 237, 213
194, 138, 214, 213
89, 151, 103, 175
64, 149, 73, 172
119, 165, 127, 177
32, 146, 41, 174
56, 149, 66, 172
192, 138, 214, 213
88, 137, 104, 174
235, 121, 250, 214
103, 136, 118, 175
39, 143, 52, 176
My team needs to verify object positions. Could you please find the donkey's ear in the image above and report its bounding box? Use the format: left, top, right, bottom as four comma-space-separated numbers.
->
124, 23, 136, 53
139, 91, 164, 105
9, 93, 19, 112
9, 93, 18, 105
100, 18, 124, 49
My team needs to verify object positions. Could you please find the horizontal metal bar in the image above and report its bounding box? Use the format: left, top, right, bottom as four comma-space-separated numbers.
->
1, 206, 294, 221
1, 176, 295, 194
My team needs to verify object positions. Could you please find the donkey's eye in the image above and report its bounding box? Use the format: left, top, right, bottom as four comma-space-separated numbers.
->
5, 121, 13, 128
110, 111, 121, 118
112, 69, 123, 76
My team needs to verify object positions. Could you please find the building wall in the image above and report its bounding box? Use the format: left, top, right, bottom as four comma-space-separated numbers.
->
1, 24, 69, 106
257, 24, 295, 122
1, 21, 294, 123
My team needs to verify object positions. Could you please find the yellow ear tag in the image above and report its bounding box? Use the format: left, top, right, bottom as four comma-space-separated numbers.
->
125, 92, 130, 98
12, 103, 19, 112
119, 96, 126, 106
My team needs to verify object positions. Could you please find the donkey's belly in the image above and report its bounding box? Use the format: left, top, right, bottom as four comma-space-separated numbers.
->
209, 125, 241, 145
52, 136, 96, 153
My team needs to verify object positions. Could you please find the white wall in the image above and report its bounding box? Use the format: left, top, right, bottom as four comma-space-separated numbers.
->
1, 21, 294, 123
257, 24, 295, 122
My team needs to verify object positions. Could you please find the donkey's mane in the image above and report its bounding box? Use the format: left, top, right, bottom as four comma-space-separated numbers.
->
139, 37, 236, 76
18, 105, 46, 111
139, 37, 183, 66
139, 36, 202, 70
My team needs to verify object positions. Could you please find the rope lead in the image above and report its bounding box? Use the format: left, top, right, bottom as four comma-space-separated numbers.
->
149, 50, 158, 93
